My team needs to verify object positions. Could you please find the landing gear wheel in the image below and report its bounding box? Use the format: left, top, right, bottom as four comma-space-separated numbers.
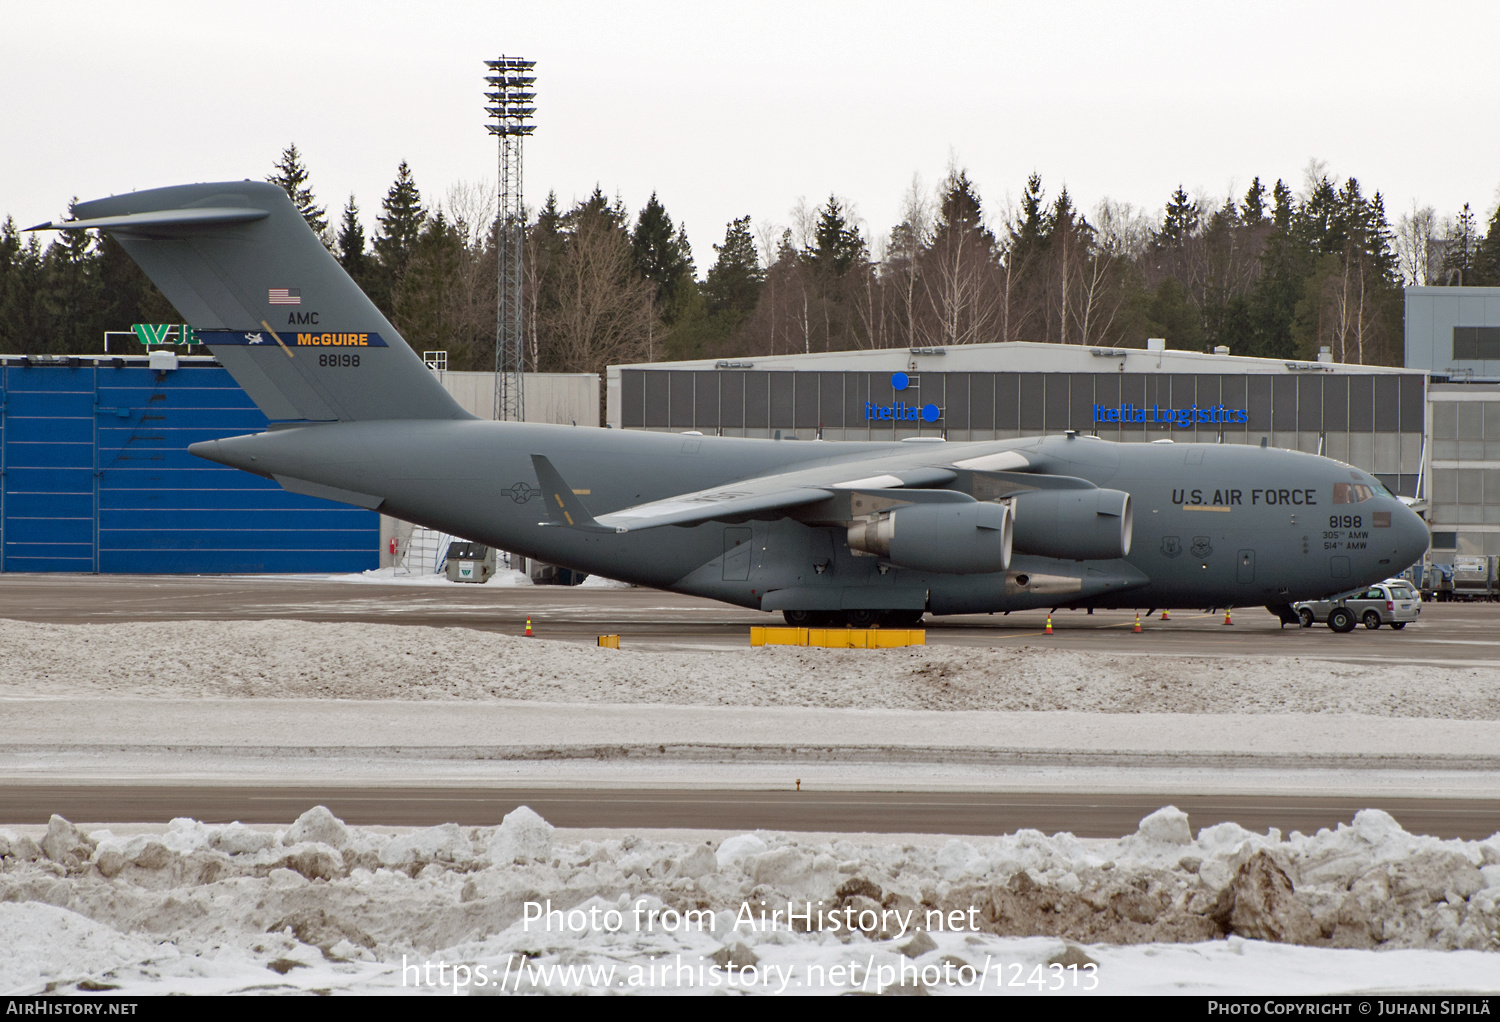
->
782, 609, 813, 626
1362, 610, 1382, 630
844, 608, 879, 628
1298, 608, 1314, 628
1390, 622, 1407, 630
1327, 607, 1356, 633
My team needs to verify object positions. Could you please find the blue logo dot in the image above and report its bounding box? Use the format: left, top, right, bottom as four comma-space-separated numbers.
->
921, 404, 940, 422
890, 372, 909, 391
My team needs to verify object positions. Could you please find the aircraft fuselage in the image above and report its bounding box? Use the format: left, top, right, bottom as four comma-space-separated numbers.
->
191, 422, 1428, 615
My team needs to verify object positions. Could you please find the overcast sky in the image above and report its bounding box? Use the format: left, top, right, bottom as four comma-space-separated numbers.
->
4, 0, 1498, 268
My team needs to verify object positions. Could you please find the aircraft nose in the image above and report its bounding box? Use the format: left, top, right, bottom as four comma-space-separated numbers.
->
1392, 502, 1429, 569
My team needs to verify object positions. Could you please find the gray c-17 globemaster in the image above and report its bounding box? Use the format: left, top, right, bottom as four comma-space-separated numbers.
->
31, 182, 1430, 630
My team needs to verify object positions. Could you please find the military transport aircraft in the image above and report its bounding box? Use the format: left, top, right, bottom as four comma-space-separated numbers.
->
32, 182, 1429, 630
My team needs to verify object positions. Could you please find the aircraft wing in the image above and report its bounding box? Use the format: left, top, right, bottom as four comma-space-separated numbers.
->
595, 484, 836, 531
533, 446, 1046, 534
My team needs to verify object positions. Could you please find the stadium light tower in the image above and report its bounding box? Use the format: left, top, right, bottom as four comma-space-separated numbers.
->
485, 57, 536, 422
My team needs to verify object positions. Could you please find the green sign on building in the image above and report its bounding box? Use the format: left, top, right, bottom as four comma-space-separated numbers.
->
130, 324, 199, 346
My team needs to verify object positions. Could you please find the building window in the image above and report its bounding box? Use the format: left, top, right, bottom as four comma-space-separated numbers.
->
1452, 326, 1500, 361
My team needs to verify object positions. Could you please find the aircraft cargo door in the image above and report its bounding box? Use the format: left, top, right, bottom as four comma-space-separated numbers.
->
1237, 548, 1255, 584
723, 527, 753, 581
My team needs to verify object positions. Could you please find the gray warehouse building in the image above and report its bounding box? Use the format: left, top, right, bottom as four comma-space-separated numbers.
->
608, 341, 1425, 500
609, 287, 1500, 563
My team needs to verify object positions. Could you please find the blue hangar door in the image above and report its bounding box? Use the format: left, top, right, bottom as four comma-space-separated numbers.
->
0, 361, 378, 573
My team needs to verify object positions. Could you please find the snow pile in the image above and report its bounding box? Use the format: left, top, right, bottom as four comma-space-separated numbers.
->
332, 567, 533, 586
3, 618, 1499, 718
578, 574, 632, 589
2, 806, 1497, 995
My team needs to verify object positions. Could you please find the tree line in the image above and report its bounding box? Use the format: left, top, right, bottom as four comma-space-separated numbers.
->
3, 143, 1498, 373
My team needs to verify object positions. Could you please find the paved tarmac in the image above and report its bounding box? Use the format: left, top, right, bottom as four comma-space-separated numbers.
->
4, 785, 1498, 840
0, 574, 1494, 666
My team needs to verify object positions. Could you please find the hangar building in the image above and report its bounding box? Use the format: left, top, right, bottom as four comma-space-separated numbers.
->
0, 351, 595, 574
608, 340, 1426, 504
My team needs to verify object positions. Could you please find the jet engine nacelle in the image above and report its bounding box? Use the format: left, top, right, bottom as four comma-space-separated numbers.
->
847, 501, 1013, 574
1012, 488, 1133, 560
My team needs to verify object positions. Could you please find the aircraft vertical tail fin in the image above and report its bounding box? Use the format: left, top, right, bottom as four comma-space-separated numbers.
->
31, 181, 469, 423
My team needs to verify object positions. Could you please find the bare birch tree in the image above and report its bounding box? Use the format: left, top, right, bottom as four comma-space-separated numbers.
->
537, 210, 655, 375
1394, 203, 1440, 286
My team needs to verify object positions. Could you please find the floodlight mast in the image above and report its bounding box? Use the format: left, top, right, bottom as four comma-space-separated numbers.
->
485, 57, 536, 423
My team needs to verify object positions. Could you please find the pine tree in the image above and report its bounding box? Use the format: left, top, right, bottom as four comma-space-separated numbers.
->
1243, 180, 1304, 359
1154, 186, 1200, 248
809, 195, 865, 276
335, 196, 367, 284
1470, 202, 1500, 286
1296, 174, 1343, 255
631, 193, 694, 318
267, 143, 328, 238
0, 217, 40, 352
571, 186, 628, 233
370, 161, 426, 312
41, 199, 101, 351
392, 211, 466, 354
1442, 203, 1480, 284
1241, 177, 1267, 225
1013, 173, 1047, 250
96, 232, 178, 336
703, 216, 763, 320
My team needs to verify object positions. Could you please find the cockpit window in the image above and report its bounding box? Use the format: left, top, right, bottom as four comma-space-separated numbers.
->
1333, 483, 1374, 504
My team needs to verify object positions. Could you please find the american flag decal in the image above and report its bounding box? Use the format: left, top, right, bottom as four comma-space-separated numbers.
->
268, 288, 301, 305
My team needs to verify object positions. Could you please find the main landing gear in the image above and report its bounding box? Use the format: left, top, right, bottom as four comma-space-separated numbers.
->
782, 609, 924, 628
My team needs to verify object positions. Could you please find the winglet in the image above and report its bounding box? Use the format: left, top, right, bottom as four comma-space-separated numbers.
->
530, 455, 621, 533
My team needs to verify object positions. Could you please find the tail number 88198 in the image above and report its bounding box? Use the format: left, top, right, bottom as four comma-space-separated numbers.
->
319, 353, 360, 368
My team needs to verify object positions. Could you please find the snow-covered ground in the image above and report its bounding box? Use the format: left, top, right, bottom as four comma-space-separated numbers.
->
326, 566, 534, 586
322, 567, 630, 588
3, 618, 1498, 718
2, 805, 1497, 996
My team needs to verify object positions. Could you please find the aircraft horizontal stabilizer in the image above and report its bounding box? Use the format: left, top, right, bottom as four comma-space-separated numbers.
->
28, 207, 270, 234
530, 455, 617, 533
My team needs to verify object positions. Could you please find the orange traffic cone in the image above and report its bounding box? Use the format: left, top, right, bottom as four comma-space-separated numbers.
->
1160, 609, 1170, 620
1134, 612, 1142, 633
1222, 608, 1233, 625
524, 616, 534, 637
1044, 615, 1053, 635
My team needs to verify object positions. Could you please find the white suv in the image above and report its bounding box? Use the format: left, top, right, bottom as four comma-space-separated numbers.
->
1293, 580, 1422, 633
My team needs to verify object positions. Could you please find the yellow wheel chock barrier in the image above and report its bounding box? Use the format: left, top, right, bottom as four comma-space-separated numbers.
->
749, 627, 925, 648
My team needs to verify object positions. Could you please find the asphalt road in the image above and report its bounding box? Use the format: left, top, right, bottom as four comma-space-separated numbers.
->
5, 785, 1498, 840
1, 573, 1495, 666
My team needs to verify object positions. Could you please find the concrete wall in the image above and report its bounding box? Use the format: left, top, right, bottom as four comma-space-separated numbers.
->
433, 371, 600, 425
1406, 286, 1500, 379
